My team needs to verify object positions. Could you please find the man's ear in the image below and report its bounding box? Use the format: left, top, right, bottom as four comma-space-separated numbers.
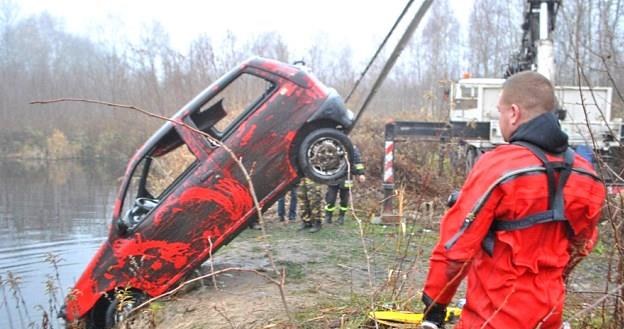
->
510, 104, 521, 126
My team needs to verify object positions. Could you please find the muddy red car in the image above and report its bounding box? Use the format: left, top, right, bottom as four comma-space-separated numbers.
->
61, 57, 355, 328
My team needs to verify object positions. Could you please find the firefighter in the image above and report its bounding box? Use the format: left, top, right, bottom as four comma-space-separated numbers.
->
419, 71, 605, 329
324, 145, 365, 225
298, 177, 324, 233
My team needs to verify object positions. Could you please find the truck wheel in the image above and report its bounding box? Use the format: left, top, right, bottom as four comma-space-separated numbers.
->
297, 128, 354, 185
104, 290, 147, 329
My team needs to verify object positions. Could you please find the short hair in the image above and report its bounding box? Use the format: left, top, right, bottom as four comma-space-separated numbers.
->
501, 71, 556, 119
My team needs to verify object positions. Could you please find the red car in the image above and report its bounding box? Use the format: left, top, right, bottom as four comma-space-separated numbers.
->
61, 57, 355, 328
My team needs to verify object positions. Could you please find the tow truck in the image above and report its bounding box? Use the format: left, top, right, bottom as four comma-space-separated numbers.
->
379, 0, 624, 220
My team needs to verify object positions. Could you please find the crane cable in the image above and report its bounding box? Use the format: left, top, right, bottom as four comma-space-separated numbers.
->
352, 0, 434, 126
345, 0, 415, 103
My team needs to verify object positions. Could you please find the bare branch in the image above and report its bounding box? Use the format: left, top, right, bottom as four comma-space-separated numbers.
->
566, 282, 624, 323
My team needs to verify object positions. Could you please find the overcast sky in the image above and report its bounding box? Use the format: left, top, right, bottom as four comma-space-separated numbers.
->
15, 0, 474, 61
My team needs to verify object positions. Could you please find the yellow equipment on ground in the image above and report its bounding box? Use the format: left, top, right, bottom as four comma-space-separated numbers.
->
369, 307, 462, 328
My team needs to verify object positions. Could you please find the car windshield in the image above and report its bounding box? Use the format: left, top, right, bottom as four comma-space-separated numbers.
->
120, 127, 198, 220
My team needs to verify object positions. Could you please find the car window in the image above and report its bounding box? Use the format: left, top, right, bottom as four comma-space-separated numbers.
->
145, 140, 197, 198
121, 157, 148, 218
191, 73, 274, 138
145, 142, 196, 198
120, 128, 198, 221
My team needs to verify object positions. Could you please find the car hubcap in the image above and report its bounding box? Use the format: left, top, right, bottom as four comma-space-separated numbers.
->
114, 300, 136, 324
307, 137, 347, 177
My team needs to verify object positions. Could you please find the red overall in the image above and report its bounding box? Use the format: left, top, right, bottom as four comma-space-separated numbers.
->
423, 140, 605, 328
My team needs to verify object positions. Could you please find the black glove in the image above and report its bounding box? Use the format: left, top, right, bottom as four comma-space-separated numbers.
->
446, 190, 460, 208
422, 293, 447, 328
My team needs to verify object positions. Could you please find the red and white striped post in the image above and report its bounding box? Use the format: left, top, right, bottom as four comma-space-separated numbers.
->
380, 122, 399, 223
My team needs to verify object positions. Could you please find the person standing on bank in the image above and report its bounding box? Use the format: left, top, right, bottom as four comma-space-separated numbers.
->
418, 71, 605, 329
298, 177, 324, 233
277, 186, 297, 222
324, 145, 366, 225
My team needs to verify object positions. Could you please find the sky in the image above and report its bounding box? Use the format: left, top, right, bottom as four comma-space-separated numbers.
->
15, 0, 475, 62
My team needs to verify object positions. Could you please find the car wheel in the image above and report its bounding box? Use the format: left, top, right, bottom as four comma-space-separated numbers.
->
104, 290, 147, 329
297, 128, 354, 185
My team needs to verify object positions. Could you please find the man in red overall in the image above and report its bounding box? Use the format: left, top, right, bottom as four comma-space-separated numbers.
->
419, 71, 605, 329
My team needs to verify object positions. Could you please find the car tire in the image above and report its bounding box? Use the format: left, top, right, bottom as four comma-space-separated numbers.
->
297, 128, 354, 185
104, 290, 147, 329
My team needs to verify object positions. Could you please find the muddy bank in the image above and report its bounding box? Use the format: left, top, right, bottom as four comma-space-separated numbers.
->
147, 213, 435, 329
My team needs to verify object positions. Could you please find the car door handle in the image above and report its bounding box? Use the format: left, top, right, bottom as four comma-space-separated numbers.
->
200, 172, 220, 182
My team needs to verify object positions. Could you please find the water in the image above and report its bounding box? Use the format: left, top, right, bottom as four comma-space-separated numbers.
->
0, 159, 121, 329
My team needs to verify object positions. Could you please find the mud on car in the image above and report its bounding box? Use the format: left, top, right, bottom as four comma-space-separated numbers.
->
61, 57, 356, 328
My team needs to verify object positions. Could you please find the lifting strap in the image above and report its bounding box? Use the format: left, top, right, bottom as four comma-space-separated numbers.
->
481, 142, 575, 256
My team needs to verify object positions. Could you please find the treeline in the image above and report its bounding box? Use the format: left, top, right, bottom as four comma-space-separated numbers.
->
0, 0, 622, 160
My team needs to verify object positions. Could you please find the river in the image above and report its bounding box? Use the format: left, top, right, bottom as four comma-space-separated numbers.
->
0, 159, 122, 329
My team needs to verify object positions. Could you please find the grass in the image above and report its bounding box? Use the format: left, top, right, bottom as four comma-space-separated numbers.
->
276, 261, 306, 281
293, 294, 373, 329
251, 211, 439, 325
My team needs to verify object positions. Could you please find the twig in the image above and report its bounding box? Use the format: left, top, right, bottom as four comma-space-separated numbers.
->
214, 305, 237, 329
0, 275, 16, 329
302, 315, 326, 323
572, 37, 624, 325
346, 156, 374, 290
345, 153, 380, 329
535, 307, 558, 329
567, 282, 624, 322
208, 237, 218, 290
130, 267, 281, 315
574, 45, 624, 261
479, 285, 516, 329
423, 260, 471, 321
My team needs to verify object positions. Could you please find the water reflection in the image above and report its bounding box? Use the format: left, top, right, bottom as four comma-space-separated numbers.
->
0, 159, 121, 329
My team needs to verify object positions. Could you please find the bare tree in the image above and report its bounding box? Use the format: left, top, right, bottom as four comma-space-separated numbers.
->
419, 0, 461, 119
249, 31, 290, 62
556, 0, 624, 116
187, 34, 219, 93
466, 0, 523, 78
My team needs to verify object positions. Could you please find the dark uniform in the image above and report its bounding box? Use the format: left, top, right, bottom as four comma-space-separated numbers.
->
277, 186, 297, 221
324, 146, 365, 225
298, 177, 324, 233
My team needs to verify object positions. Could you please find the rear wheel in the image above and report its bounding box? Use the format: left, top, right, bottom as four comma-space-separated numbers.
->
104, 290, 147, 329
297, 128, 354, 185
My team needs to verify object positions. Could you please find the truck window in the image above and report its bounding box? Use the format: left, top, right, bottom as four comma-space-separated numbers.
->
455, 85, 478, 110
455, 98, 477, 110
460, 86, 476, 98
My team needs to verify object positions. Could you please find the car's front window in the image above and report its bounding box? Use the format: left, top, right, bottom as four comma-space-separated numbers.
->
145, 139, 196, 198
121, 157, 148, 219
190, 73, 274, 139
119, 128, 197, 227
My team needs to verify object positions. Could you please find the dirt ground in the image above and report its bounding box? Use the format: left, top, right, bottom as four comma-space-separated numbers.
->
132, 202, 610, 329
146, 207, 439, 329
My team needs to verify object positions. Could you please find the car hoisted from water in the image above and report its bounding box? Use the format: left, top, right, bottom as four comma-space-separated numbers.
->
61, 57, 356, 328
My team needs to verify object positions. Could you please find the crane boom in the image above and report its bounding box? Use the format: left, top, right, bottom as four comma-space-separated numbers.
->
504, 0, 561, 81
